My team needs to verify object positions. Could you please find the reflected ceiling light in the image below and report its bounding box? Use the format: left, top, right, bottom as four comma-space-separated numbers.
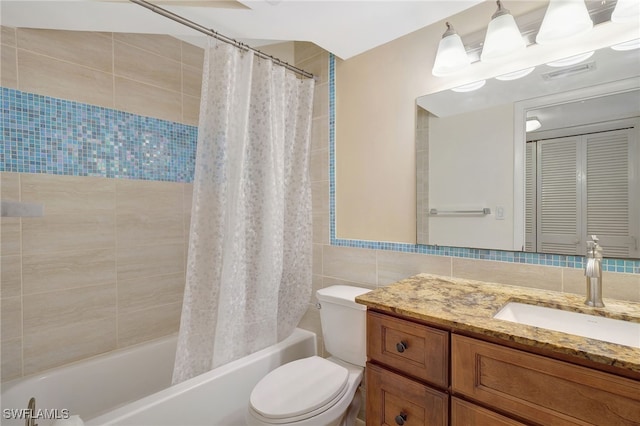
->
495, 66, 536, 81
611, 39, 640, 51
611, 0, 640, 23
432, 22, 471, 77
536, 0, 593, 45
526, 117, 542, 132
546, 51, 594, 67
481, 1, 526, 63
451, 80, 486, 93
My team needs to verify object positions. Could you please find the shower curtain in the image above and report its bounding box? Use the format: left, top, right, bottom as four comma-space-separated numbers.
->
172, 40, 315, 384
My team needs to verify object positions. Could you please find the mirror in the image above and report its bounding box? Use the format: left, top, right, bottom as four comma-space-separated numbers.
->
416, 41, 640, 259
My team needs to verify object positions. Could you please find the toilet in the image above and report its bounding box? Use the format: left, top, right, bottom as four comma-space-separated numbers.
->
246, 285, 370, 426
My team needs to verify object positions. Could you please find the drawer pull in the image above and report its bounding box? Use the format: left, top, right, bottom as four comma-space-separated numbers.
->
395, 412, 408, 425
396, 341, 408, 353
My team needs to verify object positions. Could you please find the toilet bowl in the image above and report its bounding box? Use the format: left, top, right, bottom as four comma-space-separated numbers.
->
246, 356, 362, 426
246, 285, 370, 426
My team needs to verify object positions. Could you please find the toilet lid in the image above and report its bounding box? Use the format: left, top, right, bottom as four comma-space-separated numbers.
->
250, 356, 349, 420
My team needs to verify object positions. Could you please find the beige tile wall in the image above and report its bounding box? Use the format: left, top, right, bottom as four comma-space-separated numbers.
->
0, 26, 203, 125
0, 172, 192, 380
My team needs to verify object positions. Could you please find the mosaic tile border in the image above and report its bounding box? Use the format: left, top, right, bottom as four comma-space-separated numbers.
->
0, 87, 197, 182
326, 54, 640, 274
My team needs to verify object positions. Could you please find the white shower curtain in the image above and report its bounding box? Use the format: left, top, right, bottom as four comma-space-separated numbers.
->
172, 40, 315, 384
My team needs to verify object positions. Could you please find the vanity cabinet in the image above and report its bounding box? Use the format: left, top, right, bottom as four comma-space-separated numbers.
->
366, 311, 449, 387
452, 334, 640, 426
450, 397, 525, 426
367, 363, 448, 426
365, 310, 640, 426
365, 311, 449, 425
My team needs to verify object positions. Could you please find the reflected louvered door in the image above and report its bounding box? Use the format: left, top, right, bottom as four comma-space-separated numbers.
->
585, 128, 638, 258
525, 143, 537, 252
536, 137, 581, 254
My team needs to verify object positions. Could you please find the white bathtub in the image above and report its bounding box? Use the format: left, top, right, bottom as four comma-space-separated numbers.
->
1, 328, 317, 426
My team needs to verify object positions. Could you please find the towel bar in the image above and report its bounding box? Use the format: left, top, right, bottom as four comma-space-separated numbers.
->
429, 208, 491, 216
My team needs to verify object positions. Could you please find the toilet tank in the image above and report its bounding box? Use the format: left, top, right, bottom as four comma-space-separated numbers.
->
316, 285, 371, 367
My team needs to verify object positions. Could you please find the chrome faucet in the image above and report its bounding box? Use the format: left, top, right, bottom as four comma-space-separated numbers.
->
26, 397, 38, 426
585, 235, 604, 308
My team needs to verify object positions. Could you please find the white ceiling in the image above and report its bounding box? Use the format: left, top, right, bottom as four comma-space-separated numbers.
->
0, 0, 483, 59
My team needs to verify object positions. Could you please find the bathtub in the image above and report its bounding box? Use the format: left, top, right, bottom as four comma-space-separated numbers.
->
1, 328, 317, 426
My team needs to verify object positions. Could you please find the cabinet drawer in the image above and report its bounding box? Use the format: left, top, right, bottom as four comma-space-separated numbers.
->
366, 362, 448, 426
367, 311, 449, 388
452, 334, 640, 426
451, 397, 526, 426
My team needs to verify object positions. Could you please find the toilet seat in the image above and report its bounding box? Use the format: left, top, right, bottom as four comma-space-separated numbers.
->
249, 356, 349, 424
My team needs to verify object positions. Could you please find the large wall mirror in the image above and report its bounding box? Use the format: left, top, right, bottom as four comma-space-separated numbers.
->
416, 39, 640, 259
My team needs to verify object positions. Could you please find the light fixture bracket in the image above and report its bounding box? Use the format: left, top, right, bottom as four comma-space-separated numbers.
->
442, 22, 457, 38
491, 1, 510, 20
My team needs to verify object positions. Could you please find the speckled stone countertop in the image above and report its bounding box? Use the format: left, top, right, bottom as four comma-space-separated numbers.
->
355, 273, 640, 375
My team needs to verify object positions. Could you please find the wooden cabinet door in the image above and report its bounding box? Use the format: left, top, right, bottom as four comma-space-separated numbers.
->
366, 362, 448, 426
452, 334, 640, 426
367, 311, 449, 388
451, 397, 526, 426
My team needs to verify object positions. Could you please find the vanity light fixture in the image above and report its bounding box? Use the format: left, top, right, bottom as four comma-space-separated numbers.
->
451, 80, 486, 93
432, 22, 470, 77
495, 66, 536, 81
526, 117, 542, 132
611, 0, 640, 23
546, 51, 594, 67
480, 1, 525, 63
536, 0, 593, 45
611, 38, 640, 51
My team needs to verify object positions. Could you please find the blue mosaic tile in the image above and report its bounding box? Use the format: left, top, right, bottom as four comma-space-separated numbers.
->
326, 54, 640, 274
329, 54, 337, 243
0, 87, 197, 182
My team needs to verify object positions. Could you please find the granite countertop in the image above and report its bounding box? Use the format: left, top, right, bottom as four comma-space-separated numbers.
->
355, 273, 640, 375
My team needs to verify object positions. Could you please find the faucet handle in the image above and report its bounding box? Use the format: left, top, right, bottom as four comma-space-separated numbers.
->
588, 235, 603, 259
586, 240, 594, 253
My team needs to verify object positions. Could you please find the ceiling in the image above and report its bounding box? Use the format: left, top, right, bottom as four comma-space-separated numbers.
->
0, 0, 483, 59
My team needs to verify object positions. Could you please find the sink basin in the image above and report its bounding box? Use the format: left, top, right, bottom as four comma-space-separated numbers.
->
493, 302, 640, 348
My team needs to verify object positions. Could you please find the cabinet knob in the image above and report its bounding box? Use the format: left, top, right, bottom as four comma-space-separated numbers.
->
396, 341, 408, 353
395, 412, 407, 425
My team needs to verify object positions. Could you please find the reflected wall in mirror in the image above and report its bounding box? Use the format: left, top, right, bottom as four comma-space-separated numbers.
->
417, 41, 640, 259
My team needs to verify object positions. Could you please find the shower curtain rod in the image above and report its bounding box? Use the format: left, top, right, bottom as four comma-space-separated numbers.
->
129, 0, 314, 79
